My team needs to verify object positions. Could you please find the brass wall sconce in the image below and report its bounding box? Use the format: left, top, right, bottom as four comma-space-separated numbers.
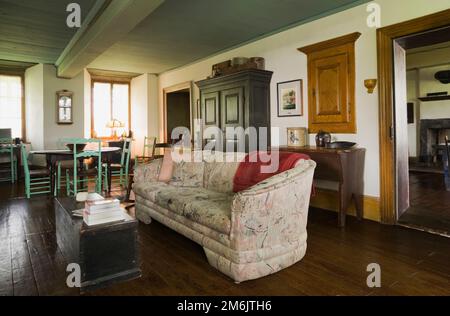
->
364, 79, 377, 94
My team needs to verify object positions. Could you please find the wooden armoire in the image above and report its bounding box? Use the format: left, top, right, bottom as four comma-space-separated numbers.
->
195, 69, 273, 152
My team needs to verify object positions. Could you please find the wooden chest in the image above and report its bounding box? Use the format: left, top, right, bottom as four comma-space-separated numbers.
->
55, 197, 141, 293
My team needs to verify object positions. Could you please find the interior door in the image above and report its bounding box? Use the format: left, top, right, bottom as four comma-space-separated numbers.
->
393, 40, 410, 218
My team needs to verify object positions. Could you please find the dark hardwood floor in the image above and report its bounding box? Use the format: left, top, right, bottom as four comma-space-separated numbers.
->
0, 180, 449, 296
398, 171, 450, 236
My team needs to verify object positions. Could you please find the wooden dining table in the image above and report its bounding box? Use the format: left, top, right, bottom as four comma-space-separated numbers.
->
30, 147, 121, 194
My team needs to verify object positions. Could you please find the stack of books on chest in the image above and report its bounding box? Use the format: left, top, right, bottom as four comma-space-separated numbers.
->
83, 198, 125, 226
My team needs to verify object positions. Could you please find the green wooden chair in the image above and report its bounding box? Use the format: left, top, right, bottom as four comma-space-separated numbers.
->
103, 138, 132, 189
64, 138, 102, 196
135, 136, 156, 166
54, 139, 76, 196
0, 138, 18, 183
21, 144, 51, 198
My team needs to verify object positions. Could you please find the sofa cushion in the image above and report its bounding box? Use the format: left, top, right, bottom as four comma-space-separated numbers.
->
203, 152, 246, 193
133, 182, 168, 202
158, 149, 174, 182
134, 183, 232, 235
170, 160, 205, 187
157, 187, 233, 235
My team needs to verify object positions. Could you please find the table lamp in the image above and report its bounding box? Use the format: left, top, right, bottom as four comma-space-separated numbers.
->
106, 119, 125, 139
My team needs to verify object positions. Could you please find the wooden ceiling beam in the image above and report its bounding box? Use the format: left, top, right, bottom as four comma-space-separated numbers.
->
55, 0, 164, 78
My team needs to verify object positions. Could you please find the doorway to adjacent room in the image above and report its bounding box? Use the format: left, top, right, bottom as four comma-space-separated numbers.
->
163, 82, 193, 144
377, 10, 450, 236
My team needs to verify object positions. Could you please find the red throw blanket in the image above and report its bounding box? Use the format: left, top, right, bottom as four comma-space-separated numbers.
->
233, 151, 311, 193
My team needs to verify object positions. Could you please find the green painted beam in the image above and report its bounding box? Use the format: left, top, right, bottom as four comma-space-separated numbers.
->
56, 0, 165, 78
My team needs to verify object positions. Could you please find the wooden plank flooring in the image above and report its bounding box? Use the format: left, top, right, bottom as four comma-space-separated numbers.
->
399, 171, 450, 236
0, 182, 449, 296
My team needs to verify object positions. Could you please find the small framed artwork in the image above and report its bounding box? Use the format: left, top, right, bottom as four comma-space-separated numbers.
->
277, 79, 303, 117
56, 90, 73, 124
287, 127, 307, 147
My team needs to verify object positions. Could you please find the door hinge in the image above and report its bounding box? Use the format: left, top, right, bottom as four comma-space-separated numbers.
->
389, 125, 394, 140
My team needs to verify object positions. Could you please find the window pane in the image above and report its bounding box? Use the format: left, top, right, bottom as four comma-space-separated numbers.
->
93, 82, 111, 137
112, 84, 129, 133
0, 75, 22, 138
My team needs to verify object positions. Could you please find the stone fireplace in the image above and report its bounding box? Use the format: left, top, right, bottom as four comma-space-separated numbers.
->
419, 119, 450, 162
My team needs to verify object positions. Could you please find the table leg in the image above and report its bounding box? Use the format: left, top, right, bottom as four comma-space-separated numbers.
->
338, 183, 352, 227
444, 148, 450, 191
354, 194, 364, 220
48, 156, 55, 195
15, 149, 21, 180
108, 161, 112, 193
125, 174, 134, 202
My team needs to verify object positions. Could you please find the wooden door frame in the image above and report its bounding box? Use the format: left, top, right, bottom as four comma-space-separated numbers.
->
377, 9, 450, 224
162, 81, 193, 142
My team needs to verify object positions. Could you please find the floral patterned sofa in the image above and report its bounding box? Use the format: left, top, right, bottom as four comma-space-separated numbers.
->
133, 151, 316, 282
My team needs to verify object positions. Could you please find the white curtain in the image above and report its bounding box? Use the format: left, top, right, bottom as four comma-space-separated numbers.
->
0, 75, 22, 138
92, 82, 129, 137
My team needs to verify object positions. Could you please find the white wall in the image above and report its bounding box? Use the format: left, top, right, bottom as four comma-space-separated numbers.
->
420, 100, 450, 119
130, 73, 159, 157
42, 64, 85, 149
83, 69, 91, 138
158, 0, 450, 197
24, 64, 86, 164
419, 64, 450, 92
25, 64, 45, 165
148, 74, 159, 141
131, 74, 148, 157
407, 46, 450, 69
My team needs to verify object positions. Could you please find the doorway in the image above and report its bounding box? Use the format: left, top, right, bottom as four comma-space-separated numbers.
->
377, 10, 450, 236
398, 38, 450, 236
163, 82, 193, 143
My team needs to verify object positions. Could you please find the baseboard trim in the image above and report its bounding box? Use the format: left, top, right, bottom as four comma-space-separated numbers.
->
310, 188, 380, 222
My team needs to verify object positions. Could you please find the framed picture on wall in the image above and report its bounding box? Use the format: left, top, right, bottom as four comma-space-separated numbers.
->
277, 79, 303, 117
56, 90, 73, 124
287, 127, 307, 147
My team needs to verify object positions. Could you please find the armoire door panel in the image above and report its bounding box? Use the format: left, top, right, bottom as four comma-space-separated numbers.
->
224, 93, 239, 123
205, 98, 217, 124
311, 53, 349, 124
202, 92, 219, 127
221, 87, 244, 134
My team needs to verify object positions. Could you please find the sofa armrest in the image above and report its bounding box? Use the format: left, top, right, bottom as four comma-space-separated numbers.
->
133, 158, 162, 184
230, 159, 316, 251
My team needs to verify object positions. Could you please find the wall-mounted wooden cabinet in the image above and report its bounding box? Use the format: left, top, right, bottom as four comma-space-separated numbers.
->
299, 32, 360, 133
196, 69, 273, 151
